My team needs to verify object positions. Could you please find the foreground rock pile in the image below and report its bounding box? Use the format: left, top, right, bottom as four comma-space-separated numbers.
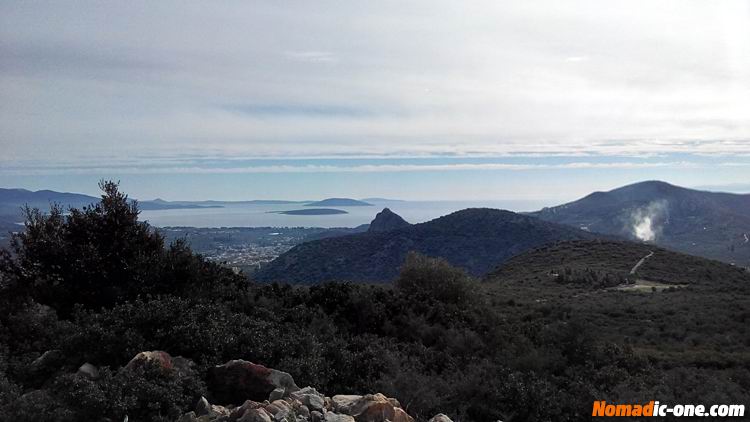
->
179, 361, 449, 422
154, 354, 452, 422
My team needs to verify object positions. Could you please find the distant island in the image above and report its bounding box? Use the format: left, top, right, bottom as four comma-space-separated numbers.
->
305, 198, 373, 207
272, 208, 349, 215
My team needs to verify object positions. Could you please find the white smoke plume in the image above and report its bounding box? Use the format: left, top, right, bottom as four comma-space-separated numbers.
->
630, 200, 668, 242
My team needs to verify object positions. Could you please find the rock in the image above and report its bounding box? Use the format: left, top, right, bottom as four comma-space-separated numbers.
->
29, 349, 64, 373
368, 208, 410, 233
229, 400, 264, 421
331, 395, 361, 414
195, 397, 212, 416
266, 399, 293, 421
208, 360, 299, 404
297, 405, 310, 418
332, 394, 413, 422
178, 412, 198, 422
428, 414, 453, 422
237, 408, 272, 422
125, 350, 175, 371
76, 362, 99, 379
325, 413, 355, 422
269, 387, 286, 402
292, 386, 326, 412
310, 411, 324, 422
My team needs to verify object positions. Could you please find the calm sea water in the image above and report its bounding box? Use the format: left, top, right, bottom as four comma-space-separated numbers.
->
139, 199, 554, 228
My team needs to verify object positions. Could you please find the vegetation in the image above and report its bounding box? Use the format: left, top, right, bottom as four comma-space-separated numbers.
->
1, 184, 749, 421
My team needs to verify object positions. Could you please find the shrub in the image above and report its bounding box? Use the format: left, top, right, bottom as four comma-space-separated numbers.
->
395, 252, 475, 305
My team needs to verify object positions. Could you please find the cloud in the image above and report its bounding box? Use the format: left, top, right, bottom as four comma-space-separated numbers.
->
284, 51, 338, 63
0, 0, 749, 167
0, 159, 717, 176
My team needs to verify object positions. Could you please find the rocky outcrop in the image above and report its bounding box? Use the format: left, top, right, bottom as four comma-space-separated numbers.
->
207, 360, 299, 404
367, 208, 410, 233
174, 358, 451, 422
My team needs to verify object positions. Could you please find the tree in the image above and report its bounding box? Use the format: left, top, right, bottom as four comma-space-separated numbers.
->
3, 181, 165, 314
395, 252, 474, 305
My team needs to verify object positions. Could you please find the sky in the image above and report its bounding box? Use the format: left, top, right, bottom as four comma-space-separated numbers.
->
1, 0, 749, 201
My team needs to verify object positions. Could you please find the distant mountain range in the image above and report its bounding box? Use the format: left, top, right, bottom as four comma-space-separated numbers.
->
529, 181, 750, 266
0, 189, 377, 224
0, 188, 222, 220
253, 208, 596, 283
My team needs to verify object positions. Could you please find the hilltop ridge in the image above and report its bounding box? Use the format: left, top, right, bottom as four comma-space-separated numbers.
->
531, 180, 750, 266
254, 208, 595, 283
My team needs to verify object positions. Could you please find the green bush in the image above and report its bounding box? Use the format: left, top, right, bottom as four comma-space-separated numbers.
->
395, 252, 475, 305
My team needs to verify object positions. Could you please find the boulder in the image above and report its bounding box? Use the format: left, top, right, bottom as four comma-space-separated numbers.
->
325, 413, 355, 422
194, 396, 230, 419
237, 408, 272, 422
195, 397, 211, 416
178, 412, 198, 422
331, 395, 361, 414
291, 386, 326, 412
268, 387, 286, 402
229, 400, 264, 421
331, 393, 413, 422
297, 405, 310, 419
310, 411, 324, 422
265, 399, 293, 421
428, 414, 453, 422
76, 362, 99, 379
208, 360, 299, 404
125, 351, 174, 371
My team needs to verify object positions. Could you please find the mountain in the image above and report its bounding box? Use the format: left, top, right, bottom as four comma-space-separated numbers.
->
305, 198, 373, 207
530, 181, 750, 267
253, 208, 596, 284
0, 188, 99, 217
367, 208, 410, 232
0, 188, 223, 223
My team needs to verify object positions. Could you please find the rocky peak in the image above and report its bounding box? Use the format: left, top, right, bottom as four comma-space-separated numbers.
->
368, 208, 410, 233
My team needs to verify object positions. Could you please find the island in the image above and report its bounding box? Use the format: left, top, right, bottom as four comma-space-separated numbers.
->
271, 208, 349, 215
305, 198, 373, 207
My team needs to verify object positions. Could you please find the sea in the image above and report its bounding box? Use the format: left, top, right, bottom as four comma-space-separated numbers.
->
138, 199, 555, 228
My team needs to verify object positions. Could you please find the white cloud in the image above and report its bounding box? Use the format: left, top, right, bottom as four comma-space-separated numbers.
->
0, 0, 749, 169
0, 160, 720, 176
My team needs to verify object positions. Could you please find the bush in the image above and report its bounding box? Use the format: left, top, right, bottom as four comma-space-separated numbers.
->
395, 252, 475, 305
